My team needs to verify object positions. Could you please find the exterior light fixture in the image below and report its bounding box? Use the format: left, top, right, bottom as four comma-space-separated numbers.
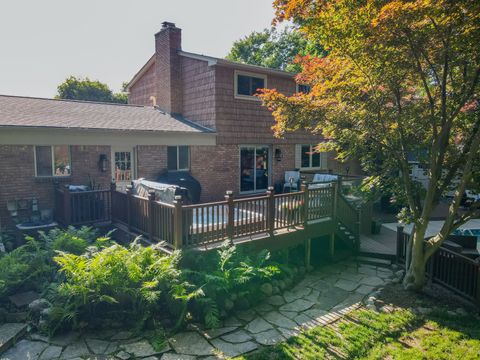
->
99, 154, 108, 172
275, 148, 282, 162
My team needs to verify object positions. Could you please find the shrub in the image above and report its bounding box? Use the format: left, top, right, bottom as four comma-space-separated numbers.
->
48, 239, 201, 333
0, 238, 53, 297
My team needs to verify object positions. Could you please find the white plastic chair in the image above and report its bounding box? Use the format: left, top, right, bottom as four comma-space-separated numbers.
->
283, 171, 300, 192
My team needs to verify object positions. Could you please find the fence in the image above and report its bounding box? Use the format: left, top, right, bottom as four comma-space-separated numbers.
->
396, 226, 480, 307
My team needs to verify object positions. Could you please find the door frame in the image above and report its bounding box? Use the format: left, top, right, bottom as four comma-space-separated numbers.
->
111, 146, 136, 189
239, 145, 272, 195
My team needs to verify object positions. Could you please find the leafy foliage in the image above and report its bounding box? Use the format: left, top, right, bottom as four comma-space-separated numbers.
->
226, 27, 324, 72
56, 76, 128, 104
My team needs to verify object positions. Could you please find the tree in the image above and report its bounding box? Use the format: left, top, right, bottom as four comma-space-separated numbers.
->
226, 27, 324, 72
56, 76, 128, 104
260, 0, 480, 290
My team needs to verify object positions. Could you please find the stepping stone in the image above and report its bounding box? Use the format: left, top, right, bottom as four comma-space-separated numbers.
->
255, 302, 274, 314
263, 311, 297, 330
161, 353, 196, 360
360, 276, 385, 287
221, 330, 252, 343
283, 287, 311, 303
60, 339, 91, 359
201, 326, 237, 339
279, 299, 315, 312
266, 295, 285, 306
319, 275, 339, 285
0, 323, 27, 353
116, 350, 131, 360
86, 338, 110, 354
253, 328, 285, 346
334, 279, 359, 292
123, 340, 168, 358
277, 327, 300, 338
169, 332, 214, 356
104, 341, 119, 355
210, 338, 258, 357
110, 331, 133, 341
279, 311, 298, 320
8, 291, 39, 308
236, 309, 256, 322
358, 267, 377, 276
245, 317, 273, 334
309, 280, 332, 292
31, 333, 49, 343
50, 332, 79, 346
1, 340, 48, 360
39, 345, 63, 360
355, 284, 375, 295
294, 313, 317, 328
303, 308, 328, 322
316, 288, 349, 310
338, 273, 364, 282
303, 289, 320, 303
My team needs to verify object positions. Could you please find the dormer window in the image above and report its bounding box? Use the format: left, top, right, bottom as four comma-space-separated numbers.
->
297, 84, 311, 94
235, 71, 267, 100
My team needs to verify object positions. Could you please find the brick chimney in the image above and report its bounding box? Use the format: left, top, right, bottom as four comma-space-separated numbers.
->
154, 22, 183, 115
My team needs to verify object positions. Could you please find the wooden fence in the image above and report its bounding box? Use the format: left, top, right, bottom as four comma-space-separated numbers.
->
396, 226, 480, 307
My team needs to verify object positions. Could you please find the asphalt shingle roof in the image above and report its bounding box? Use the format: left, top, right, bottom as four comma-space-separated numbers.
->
0, 95, 211, 133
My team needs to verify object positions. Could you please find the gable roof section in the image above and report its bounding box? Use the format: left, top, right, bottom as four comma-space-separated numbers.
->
0, 95, 213, 133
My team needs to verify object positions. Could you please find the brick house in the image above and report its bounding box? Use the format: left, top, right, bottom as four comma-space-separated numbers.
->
0, 21, 359, 228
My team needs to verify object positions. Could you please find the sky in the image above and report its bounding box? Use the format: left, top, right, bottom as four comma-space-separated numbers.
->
0, 0, 276, 98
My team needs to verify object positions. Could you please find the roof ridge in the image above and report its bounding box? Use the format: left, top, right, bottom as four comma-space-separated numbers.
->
0, 94, 147, 108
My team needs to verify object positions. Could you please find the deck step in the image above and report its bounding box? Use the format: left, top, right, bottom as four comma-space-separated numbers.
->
356, 255, 393, 268
0, 323, 27, 354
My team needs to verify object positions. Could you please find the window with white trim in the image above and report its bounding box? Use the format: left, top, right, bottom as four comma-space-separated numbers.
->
34, 145, 71, 177
296, 84, 311, 94
167, 146, 190, 171
296, 144, 324, 170
234, 71, 267, 99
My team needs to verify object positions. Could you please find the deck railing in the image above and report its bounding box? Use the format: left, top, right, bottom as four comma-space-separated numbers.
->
54, 186, 111, 226
396, 226, 480, 307
336, 193, 360, 249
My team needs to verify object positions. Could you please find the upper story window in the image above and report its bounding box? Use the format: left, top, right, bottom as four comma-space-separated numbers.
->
167, 146, 190, 171
297, 84, 311, 94
34, 145, 71, 177
235, 70, 267, 100
296, 144, 323, 170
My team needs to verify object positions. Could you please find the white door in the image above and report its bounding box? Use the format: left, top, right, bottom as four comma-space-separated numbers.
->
112, 147, 135, 192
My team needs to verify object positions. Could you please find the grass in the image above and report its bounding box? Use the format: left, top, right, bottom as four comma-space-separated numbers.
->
236, 285, 480, 360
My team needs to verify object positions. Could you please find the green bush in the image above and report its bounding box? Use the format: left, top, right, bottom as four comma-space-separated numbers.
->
0, 238, 53, 297
48, 239, 201, 333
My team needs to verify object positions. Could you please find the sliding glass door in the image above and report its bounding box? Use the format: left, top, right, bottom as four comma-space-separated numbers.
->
240, 146, 269, 193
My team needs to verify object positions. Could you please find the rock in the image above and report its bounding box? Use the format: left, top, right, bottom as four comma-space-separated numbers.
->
236, 309, 256, 322
235, 297, 250, 310
40, 308, 51, 318
39, 345, 63, 360
9, 291, 39, 308
60, 339, 91, 359
116, 350, 131, 360
278, 280, 286, 290
253, 328, 285, 346
366, 304, 377, 311
263, 311, 297, 330
272, 286, 280, 295
1, 340, 48, 360
221, 330, 252, 343
395, 270, 405, 279
255, 302, 274, 314
334, 279, 359, 292
210, 338, 258, 357
28, 298, 51, 313
123, 340, 168, 358
267, 295, 285, 306
110, 331, 133, 341
169, 332, 214, 356
30, 333, 49, 343
201, 326, 237, 340
279, 299, 315, 312
245, 317, 273, 334
0, 323, 27, 353
224, 299, 234, 311
86, 338, 111, 354
355, 285, 375, 295
260, 283, 273, 297
161, 354, 196, 360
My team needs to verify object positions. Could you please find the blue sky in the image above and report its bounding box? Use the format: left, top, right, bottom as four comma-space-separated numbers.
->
0, 0, 275, 98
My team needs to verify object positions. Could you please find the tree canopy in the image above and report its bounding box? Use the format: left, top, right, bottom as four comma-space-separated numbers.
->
226, 27, 324, 72
56, 76, 128, 104
260, 0, 480, 289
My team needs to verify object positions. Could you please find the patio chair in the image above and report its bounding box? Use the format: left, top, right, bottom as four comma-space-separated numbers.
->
283, 171, 301, 192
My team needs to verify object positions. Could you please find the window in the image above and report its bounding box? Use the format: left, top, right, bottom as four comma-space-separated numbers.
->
297, 84, 311, 94
34, 145, 71, 177
167, 146, 189, 171
240, 146, 269, 192
298, 144, 322, 169
235, 71, 267, 99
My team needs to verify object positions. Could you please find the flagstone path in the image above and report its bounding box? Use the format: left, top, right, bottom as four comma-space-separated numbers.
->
1, 260, 399, 360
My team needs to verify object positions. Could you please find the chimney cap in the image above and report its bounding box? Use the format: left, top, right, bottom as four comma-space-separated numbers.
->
162, 21, 176, 29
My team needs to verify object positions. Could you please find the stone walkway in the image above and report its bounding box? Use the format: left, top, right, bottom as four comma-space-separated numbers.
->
1, 260, 400, 360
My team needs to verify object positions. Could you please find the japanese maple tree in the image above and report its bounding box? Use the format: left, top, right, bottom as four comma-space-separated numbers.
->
260, 0, 480, 289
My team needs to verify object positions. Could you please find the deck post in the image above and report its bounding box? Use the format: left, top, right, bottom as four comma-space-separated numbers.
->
332, 181, 338, 220
125, 185, 133, 231
396, 225, 404, 264
225, 191, 234, 242
301, 181, 309, 227
173, 195, 183, 249
266, 186, 275, 237
109, 182, 116, 221
148, 190, 156, 242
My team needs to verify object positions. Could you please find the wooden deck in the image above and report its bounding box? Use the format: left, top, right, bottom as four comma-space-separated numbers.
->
359, 226, 397, 258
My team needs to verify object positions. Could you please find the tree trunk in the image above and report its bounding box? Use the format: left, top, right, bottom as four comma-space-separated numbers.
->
403, 224, 427, 290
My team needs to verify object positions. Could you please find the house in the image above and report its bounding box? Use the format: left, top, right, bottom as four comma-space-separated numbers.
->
0, 21, 360, 228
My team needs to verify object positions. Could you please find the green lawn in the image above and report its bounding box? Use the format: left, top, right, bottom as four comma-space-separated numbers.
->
236, 287, 480, 360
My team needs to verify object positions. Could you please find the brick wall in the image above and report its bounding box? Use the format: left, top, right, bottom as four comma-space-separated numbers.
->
136, 145, 168, 180
0, 145, 111, 228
